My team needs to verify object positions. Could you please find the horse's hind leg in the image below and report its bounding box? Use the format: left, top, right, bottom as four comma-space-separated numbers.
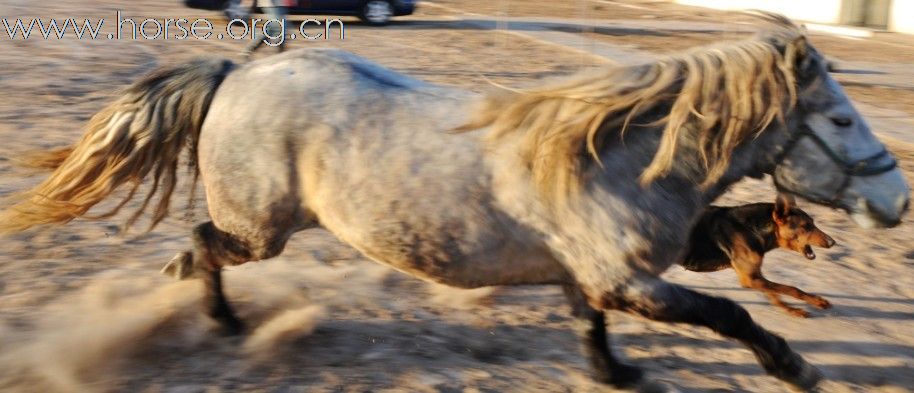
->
601, 278, 822, 391
563, 284, 643, 387
203, 263, 242, 334
192, 222, 254, 334
163, 221, 288, 335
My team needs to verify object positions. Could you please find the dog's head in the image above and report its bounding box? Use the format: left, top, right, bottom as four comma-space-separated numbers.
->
772, 193, 837, 259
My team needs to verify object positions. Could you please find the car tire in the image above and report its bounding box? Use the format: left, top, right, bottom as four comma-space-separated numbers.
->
359, 0, 394, 26
218, 0, 252, 22
224, 7, 249, 21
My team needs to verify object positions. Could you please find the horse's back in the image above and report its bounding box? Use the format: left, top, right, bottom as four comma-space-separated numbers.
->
198, 48, 467, 228
197, 49, 566, 285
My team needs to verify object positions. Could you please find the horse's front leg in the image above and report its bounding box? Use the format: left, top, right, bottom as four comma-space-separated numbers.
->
562, 284, 643, 388
600, 278, 822, 391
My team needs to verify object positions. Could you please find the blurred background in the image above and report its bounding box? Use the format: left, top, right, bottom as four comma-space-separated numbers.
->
0, 1, 912, 392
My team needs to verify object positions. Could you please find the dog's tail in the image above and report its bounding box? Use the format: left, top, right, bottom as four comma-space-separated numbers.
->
0, 58, 235, 234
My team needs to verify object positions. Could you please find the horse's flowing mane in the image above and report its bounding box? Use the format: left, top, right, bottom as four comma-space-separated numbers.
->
462, 13, 813, 199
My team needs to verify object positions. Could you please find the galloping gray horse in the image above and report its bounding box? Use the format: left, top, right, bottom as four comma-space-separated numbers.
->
1, 15, 908, 390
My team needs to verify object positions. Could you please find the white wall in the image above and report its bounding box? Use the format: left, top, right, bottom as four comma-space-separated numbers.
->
674, 0, 845, 24
890, 0, 914, 34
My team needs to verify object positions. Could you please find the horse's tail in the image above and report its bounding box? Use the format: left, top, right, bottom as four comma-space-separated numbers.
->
0, 57, 235, 234
18, 146, 75, 170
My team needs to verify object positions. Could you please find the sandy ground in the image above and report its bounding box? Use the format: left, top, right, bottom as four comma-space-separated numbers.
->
0, 1, 912, 392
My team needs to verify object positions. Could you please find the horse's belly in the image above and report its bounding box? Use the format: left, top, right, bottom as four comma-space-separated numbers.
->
314, 206, 568, 288
352, 235, 568, 288
297, 110, 567, 287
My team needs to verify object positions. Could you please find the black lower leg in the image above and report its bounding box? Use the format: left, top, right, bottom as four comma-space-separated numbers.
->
577, 311, 643, 386
202, 267, 244, 335
614, 281, 821, 390
193, 222, 250, 335
564, 285, 642, 387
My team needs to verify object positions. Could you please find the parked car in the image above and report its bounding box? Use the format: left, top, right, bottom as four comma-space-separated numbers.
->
251, 0, 416, 25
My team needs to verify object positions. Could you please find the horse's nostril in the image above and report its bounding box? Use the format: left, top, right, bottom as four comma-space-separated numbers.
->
903, 199, 910, 213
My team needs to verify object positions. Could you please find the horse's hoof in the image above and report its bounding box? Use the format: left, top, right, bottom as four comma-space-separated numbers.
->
161, 251, 195, 280
598, 362, 644, 388
636, 380, 682, 393
781, 354, 823, 392
215, 316, 246, 336
787, 307, 811, 318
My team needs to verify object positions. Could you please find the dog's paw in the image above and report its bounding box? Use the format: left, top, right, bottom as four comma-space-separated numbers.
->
787, 307, 811, 318
810, 296, 831, 310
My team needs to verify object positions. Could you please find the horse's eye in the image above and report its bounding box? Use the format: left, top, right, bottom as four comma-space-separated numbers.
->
831, 117, 853, 127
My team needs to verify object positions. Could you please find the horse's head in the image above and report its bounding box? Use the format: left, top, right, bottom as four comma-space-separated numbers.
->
767, 29, 909, 228
457, 13, 909, 225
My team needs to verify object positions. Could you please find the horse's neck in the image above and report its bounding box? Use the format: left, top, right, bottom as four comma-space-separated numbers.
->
613, 134, 765, 241
682, 142, 773, 232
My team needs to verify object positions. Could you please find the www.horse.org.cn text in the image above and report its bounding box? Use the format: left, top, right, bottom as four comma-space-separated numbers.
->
2, 11, 345, 43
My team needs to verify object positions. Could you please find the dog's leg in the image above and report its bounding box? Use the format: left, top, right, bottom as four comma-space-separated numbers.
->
736, 272, 829, 317
734, 265, 812, 317
760, 288, 811, 318
729, 241, 823, 318
760, 280, 831, 311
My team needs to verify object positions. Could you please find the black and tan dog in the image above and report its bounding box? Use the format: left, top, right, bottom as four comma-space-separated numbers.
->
682, 194, 836, 317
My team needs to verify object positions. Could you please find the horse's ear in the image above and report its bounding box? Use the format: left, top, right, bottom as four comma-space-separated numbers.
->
792, 35, 809, 61
790, 35, 823, 80
774, 193, 796, 221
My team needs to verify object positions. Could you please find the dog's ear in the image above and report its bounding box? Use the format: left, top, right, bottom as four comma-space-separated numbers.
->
774, 193, 796, 222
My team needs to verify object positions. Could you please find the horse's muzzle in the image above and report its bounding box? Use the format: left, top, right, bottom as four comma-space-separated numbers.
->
851, 195, 909, 229
842, 166, 910, 229
869, 198, 908, 227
